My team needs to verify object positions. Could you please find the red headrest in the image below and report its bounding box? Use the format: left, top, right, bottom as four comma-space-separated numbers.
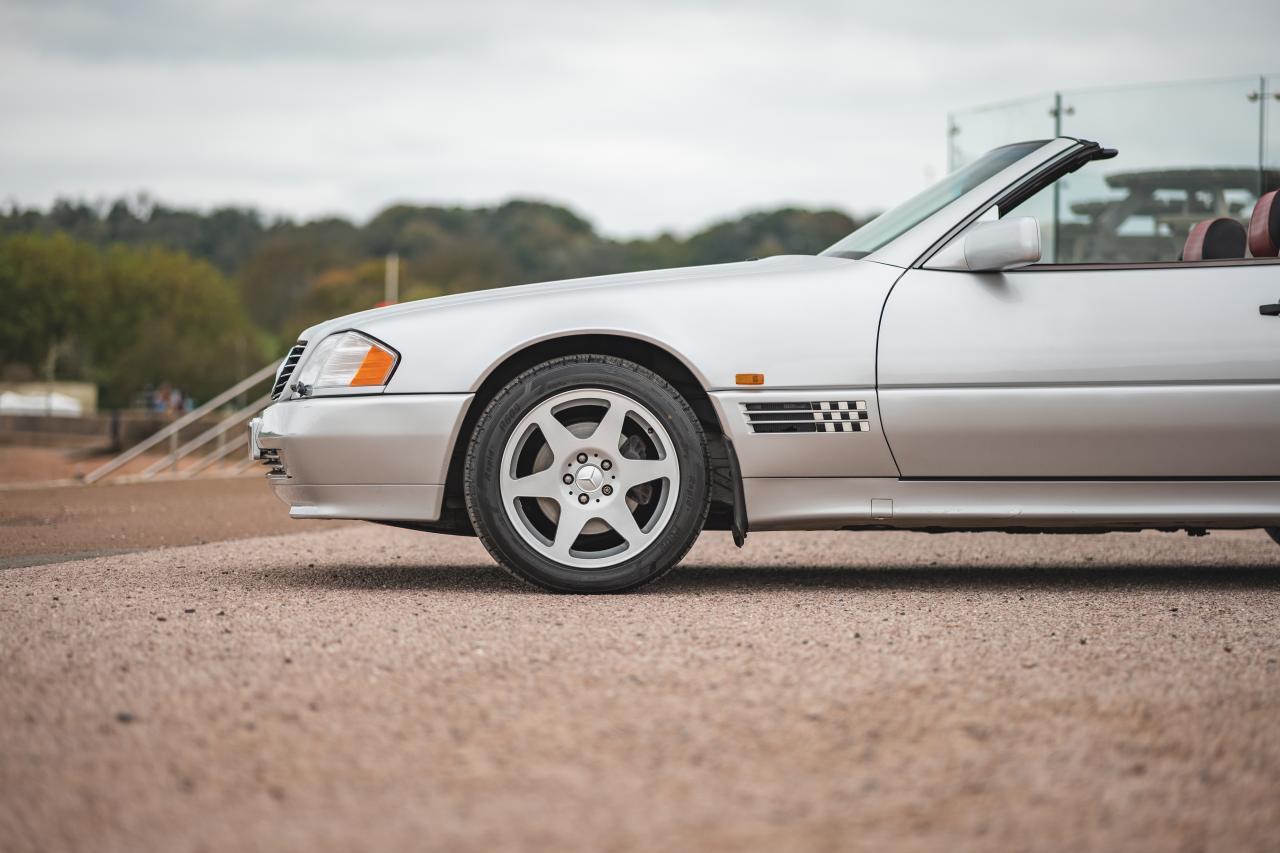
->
1249, 190, 1280, 257
1183, 217, 1246, 262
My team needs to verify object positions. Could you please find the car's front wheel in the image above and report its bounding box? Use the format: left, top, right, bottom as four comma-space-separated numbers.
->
464, 355, 709, 593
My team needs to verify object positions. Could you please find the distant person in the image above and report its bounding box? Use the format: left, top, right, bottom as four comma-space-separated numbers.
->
151, 383, 171, 413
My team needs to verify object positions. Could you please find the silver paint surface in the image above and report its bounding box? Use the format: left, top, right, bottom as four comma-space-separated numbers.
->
878, 264, 1280, 476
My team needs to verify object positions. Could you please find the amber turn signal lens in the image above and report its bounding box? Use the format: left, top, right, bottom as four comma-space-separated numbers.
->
735, 373, 765, 386
350, 346, 396, 386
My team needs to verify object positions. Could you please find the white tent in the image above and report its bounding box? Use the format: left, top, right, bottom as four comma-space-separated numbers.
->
0, 391, 83, 417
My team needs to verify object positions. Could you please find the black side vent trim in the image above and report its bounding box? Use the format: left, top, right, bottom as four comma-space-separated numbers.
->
742, 401, 870, 434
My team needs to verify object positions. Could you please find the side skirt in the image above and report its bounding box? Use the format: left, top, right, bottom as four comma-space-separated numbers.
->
743, 477, 1280, 531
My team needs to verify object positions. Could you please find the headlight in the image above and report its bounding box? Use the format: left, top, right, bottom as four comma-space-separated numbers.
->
293, 331, 398, 393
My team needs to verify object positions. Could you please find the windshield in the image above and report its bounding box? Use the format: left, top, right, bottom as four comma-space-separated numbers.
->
822, 141, 1049, 259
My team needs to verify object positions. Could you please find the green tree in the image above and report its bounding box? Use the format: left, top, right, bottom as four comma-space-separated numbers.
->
684, 208, 858, 265
0, 232, 266, 407
238, 218, 361, 336
89, 244, 266, 406
0, 232, 102, 381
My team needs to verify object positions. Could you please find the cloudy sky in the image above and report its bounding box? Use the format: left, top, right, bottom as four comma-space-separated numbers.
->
1, 0, 1276, 236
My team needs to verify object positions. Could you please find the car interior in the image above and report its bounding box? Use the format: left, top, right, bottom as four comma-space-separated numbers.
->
1183, 190, 1280, 260
998, 148, 1280, 266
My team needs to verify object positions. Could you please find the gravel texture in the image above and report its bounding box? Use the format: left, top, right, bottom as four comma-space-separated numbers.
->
0, 478, 346, 568
2, 524, 1279, 852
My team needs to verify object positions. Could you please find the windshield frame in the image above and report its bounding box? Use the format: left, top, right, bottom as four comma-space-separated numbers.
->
821, 139, 1077, 268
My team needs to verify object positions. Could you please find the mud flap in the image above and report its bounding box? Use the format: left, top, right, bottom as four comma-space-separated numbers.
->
724, 437, 748, 548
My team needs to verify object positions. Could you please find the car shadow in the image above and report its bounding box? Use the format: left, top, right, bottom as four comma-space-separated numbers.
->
256, 560, 1280, 595
663, 562, 1280, 593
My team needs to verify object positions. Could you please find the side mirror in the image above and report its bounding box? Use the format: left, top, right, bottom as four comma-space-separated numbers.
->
925, 216, 1041, 272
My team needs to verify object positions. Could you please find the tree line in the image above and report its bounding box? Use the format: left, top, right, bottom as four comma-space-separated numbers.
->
0, 197, 865, 408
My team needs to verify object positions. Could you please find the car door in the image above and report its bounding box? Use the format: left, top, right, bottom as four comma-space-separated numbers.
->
877, 261, 1280, 477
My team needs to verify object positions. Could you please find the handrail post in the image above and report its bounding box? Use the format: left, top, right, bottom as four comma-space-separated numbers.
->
82, 359, 280, 484
137, 393, 271, 479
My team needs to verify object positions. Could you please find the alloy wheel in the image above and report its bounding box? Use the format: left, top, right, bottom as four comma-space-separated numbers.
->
497, 388, 680, 569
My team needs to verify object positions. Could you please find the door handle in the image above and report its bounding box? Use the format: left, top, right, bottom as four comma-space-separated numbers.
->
1260, 303, 1280, 316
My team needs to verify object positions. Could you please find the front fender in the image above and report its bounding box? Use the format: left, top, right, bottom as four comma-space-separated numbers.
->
350, 255, 898, 395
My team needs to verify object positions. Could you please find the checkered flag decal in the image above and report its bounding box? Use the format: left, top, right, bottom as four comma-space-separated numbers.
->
741, 400, 871, 434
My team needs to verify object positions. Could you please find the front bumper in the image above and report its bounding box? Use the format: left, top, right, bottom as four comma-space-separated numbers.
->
249, 393, 472, 522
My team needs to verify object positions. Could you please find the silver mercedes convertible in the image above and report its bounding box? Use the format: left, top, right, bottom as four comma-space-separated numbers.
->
250, 137, 1280, 592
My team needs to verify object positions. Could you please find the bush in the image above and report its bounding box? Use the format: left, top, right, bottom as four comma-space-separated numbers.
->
0, 232, 267, 408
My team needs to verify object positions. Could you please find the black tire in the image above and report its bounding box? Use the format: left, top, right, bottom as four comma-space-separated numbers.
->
464, 354, 710, 593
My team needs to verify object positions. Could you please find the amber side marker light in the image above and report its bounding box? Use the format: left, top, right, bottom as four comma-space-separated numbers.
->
350, 346, 397, 386
735, 373, 765, 386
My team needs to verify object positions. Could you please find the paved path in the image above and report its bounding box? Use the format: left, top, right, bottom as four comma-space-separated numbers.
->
3, 522, 1279, 851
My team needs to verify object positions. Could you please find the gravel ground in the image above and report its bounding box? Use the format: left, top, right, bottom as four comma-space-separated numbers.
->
3, 524, 1280, 852
0, 478, 346, 568
0, 445, 250, 485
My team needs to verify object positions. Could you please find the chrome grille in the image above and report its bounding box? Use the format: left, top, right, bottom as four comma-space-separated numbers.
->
271, 341, 307, 400
742, 400, 870, 434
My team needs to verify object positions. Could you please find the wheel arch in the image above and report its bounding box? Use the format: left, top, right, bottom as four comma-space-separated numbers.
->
436, 332, 735, 534
472, 330, 711, 396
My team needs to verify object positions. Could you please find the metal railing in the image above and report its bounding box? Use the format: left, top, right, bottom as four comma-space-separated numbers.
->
136, 392, 271, 478
82, 360, 281, 484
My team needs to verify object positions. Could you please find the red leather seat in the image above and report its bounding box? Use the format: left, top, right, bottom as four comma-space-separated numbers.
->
1182, 217, 1247, 261
1248, 190, 1280, 257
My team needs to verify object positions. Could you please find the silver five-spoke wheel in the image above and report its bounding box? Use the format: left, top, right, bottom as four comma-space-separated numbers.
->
466, 355, 709, 592
498, 388, 680, 569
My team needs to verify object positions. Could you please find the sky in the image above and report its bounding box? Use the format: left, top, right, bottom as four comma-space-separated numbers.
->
1, 0, 1277, 237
